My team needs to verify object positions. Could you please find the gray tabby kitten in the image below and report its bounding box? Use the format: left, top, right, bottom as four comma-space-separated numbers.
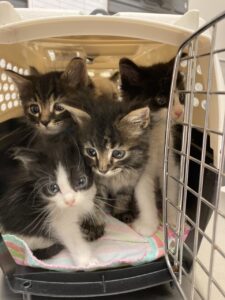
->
62, 91, 152, 225
6, 57, 92, 135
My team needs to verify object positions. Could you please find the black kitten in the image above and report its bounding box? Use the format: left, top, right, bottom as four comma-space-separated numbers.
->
118, 57, 184, 236
119, 57, 184, 112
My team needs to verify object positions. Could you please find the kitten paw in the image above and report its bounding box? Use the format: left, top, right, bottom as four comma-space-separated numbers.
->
73, 249, 92, 266
131, 218, 159, 237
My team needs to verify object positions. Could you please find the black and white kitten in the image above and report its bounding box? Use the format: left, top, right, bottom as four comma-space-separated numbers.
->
119, 58, 184, 235
0, 134, 97, 265
62, 91, 154, 226
5, 57, 92, 135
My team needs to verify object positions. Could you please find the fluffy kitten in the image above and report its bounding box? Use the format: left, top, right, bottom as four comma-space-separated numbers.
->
5, 57, 92, 135
119, 58, 184, 235
62, 91, 151, 223
0, 133, 97, 265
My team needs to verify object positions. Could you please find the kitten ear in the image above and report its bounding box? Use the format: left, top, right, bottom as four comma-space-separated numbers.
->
12, 147, 41, 169
29, 66, 41, 76
5, 70, 33, 98
117, 106, 150, 135
61, 57, 89, 90
110, 71, 119, 83
119, 58, 142, 87
61, 104, 91, 126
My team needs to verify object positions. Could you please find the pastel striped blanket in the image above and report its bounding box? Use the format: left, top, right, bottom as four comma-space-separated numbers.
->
2, 216, 189, 271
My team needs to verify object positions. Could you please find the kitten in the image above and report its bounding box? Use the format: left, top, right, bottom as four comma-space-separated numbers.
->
119, 57, 184, 235
119, 57, 184, 112
5, 57, 92, 135
0, 133, 97, 265
62, 91, 153, 225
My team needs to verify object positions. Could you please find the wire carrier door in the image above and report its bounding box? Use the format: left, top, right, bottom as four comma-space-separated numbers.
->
163, 11, 225, 300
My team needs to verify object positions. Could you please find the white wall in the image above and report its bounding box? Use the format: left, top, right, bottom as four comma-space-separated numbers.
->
28, 0, 108, 14
189, 0, 225, 60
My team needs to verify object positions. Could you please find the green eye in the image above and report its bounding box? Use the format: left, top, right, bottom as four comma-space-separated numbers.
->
112, 150, 126, 159
54, 103, 65, 112
48, 183, 60, 195
86, 148, 97, 157
29, 104, 40, 115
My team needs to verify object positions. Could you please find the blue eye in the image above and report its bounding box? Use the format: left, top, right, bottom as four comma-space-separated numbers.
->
112, 150, 126, 159
54, 103, 65, 112
75, 175, 88, 190
30, 104, 40, 115
86, 148, 97, 157
48, 183, 60, 195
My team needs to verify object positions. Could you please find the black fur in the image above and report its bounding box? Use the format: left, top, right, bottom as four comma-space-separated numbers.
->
119, 57, 184, 110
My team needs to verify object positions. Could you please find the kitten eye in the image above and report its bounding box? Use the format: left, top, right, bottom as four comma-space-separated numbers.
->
155, 97, 167, 106
86, 148, 97, 157
112, 150, 126, 159
75, 175, 88, 190
29, 104, 40, 115
48, 183, 60, 195
54, 103, 65, 113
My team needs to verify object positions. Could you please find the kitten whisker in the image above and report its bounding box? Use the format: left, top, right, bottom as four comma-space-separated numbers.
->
95, 198, 123, 210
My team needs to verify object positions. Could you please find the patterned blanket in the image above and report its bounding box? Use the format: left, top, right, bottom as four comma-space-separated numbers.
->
3, 216, 189, 271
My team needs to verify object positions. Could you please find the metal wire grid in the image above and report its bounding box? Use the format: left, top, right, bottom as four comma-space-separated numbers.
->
163, 11, 225, 300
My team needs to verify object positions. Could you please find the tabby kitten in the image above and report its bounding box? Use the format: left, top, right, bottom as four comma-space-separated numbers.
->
0, 133, 97, 265
62, 91, 156, 227
5, 57, 92, 135
119, 57, 184, 235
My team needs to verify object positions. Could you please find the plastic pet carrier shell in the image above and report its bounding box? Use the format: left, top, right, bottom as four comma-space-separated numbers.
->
0, 2, 224, 299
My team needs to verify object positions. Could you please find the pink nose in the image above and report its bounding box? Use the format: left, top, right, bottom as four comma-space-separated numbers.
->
64, 193, 76, 206
174, 107, 183, 119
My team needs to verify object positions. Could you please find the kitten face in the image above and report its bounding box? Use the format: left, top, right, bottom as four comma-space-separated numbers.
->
22, 93, 69, 134
6, 58, 92, 135
13, 138, 96, 212
84, 142, 128, 177
62, 96, 150, 177
119, 57, 185, 114
42, 162, 96, 210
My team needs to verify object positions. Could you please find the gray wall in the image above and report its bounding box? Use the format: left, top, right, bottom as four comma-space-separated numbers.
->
0, 0, 27, 8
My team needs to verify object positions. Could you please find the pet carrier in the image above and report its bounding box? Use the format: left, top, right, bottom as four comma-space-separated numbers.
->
0, 1, 224, 299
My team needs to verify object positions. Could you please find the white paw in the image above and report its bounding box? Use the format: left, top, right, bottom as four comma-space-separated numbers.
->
132, 218, 159, 237
72, 248, 92, 266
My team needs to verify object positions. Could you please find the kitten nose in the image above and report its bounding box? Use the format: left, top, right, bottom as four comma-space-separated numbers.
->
99, 168, 108, 174
173, 106, 183, 119
174, 109, 182, 118
64, 193, 76, 206
41, 120, 50, 127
